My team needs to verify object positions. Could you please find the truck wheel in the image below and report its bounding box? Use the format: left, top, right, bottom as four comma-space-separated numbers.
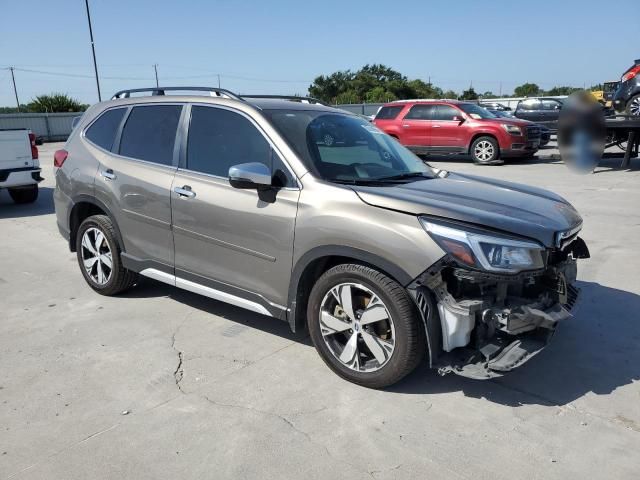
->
626, 95, 640, 116
307, 264, 425, 388
76, 215, 138, 296
471, 136, 502, 165
8, 185, 38, 204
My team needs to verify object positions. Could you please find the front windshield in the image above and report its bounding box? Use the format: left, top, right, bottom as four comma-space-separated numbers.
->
458, 103, 497, 119
265, 110, 434, 184
492, 110, 513, 118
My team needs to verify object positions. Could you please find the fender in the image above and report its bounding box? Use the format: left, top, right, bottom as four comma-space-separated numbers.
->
68, 194, 126, 253
286, 245, 413, 332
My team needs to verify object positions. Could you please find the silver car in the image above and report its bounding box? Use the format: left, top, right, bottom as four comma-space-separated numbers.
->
53, 87, 589, 388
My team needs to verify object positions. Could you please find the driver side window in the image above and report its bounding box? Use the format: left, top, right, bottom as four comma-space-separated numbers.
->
187, 106, 295, 187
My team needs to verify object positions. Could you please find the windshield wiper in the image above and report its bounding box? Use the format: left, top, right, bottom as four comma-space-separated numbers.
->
375, 172, 434, 181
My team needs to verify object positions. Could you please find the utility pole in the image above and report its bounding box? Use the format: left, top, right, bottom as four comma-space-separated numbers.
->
499, 81, 502, 97
217, 74, 221, 88
153, 64, 159, 87
9, 67, 20, 111
84, 0, 102, 101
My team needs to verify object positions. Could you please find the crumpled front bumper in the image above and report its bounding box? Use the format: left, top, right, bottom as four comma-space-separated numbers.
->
409, 251, 584, 380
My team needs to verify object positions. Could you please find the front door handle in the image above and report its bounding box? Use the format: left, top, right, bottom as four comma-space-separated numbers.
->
101, 169, 116, 180
174, 185, 196, 198
432, 125, 441, 128
402, 124, 411, 128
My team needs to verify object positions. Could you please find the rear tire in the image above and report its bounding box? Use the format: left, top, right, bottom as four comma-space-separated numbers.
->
626, 94, 640, 116
307, 264, 425, 388
76, 215, 138, 296
9, 185, 38, 204
471, 136, 502, 165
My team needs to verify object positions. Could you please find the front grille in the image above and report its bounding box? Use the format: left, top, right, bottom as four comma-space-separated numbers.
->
526, 126, 541, 140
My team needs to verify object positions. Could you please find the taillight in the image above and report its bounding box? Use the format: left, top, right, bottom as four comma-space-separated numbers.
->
28, 132, 39, 160
622, 65, 640, 82
54, 149, 68, 168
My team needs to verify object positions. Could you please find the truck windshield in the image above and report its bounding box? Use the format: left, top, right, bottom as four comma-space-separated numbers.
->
264, 110, 434, 184
458, 104, 497, 119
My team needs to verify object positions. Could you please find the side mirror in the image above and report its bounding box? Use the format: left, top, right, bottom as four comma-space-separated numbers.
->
228, 162, 272, 189
452, 115, 465, 123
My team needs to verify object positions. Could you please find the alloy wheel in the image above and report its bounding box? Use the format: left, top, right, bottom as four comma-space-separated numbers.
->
474, 140, 495, 161
81, 227, 113, 285
629, 97, 640, 116
319, 282, 396, 372
323, 133, 335, 146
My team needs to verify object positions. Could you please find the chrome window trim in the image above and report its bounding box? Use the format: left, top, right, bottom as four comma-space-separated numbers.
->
183, 102, 302, 190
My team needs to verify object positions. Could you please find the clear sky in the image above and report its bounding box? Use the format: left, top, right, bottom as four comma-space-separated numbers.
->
1, 0, 638, 106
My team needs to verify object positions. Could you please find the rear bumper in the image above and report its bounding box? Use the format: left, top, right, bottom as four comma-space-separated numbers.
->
0, 168, 43, 188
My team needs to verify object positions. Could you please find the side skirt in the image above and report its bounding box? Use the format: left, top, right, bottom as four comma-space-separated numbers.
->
137, 267, 286, 319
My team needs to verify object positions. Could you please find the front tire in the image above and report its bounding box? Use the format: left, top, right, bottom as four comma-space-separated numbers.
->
308, 264, 425, 388
9, 185, 38, 204
471, 136, 502, 165
76, 215, 138, 295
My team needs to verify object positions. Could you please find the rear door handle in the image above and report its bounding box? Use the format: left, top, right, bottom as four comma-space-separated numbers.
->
174, 185, 196, 198
402, 124, 411, 128
101, 169, 116, 180
432, 125, 441, 128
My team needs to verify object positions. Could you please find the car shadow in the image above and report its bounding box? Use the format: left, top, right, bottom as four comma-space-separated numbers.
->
123, 278, 638, 407
121, 277, 308, 344
0, 186, 55, 218
390, 280, 640, 407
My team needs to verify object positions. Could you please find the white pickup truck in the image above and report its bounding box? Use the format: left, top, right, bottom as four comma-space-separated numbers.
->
0, 129, 42, 203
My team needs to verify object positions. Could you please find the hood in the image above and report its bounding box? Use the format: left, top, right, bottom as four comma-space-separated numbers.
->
353, 173, 582, 247
480, 117, 532, 127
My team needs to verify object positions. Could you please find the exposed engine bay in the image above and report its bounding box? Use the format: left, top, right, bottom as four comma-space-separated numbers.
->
409, 237, 590, 379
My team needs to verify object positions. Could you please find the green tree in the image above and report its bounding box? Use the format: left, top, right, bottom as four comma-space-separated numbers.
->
513, 83, 541, 97
308, 64, 446, 104
480, 91, 497, 99
442, 90, 458, 99
544, 86, 581, 96
27, 93, 86, 112
460, 87, 479, 100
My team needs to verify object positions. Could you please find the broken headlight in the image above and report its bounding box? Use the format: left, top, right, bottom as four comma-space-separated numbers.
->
420, 218, 545, 273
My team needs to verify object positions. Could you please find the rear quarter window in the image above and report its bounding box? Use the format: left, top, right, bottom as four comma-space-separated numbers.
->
375, 106, 404, 120
84, 108, 127, 151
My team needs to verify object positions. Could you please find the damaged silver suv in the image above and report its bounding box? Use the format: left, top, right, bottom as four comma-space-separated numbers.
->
53, 87, 589, 388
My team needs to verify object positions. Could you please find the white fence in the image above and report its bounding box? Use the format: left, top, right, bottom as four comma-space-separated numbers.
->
0, 112, 82, 141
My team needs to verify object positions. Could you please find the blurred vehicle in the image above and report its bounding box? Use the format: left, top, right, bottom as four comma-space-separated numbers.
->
513, 97, 564, 131
0, 129, 42, 203
488, 109, 551, 146
612, 59, 640, 116
603, 81, 620, 107
374, 100, 540, 164
479, 101, 511, 111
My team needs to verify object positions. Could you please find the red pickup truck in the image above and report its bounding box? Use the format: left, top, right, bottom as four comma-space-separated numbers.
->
373, 100, 540, 165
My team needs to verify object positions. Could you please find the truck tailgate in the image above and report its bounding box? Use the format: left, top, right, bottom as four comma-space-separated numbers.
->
0, 130, 34, 170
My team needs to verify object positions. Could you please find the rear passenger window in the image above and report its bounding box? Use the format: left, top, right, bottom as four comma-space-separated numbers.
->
187, 106, 294, 187
85, 108, 126, 151
375, 106, 404, 120
404, 105, 434, 120
433, 105, 460, 121
119, 105, 182, 166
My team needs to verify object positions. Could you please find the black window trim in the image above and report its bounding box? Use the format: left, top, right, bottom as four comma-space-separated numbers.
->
178, 102, 301, 190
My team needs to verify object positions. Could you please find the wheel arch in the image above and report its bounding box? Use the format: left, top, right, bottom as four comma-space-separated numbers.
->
286, 245, 413, 334
468, 132, 500, 154
68, 195, 125, 253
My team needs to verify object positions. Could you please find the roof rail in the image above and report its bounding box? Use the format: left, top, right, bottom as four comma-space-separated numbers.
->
241, 95, 328, 106
111, 86, 242, 100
